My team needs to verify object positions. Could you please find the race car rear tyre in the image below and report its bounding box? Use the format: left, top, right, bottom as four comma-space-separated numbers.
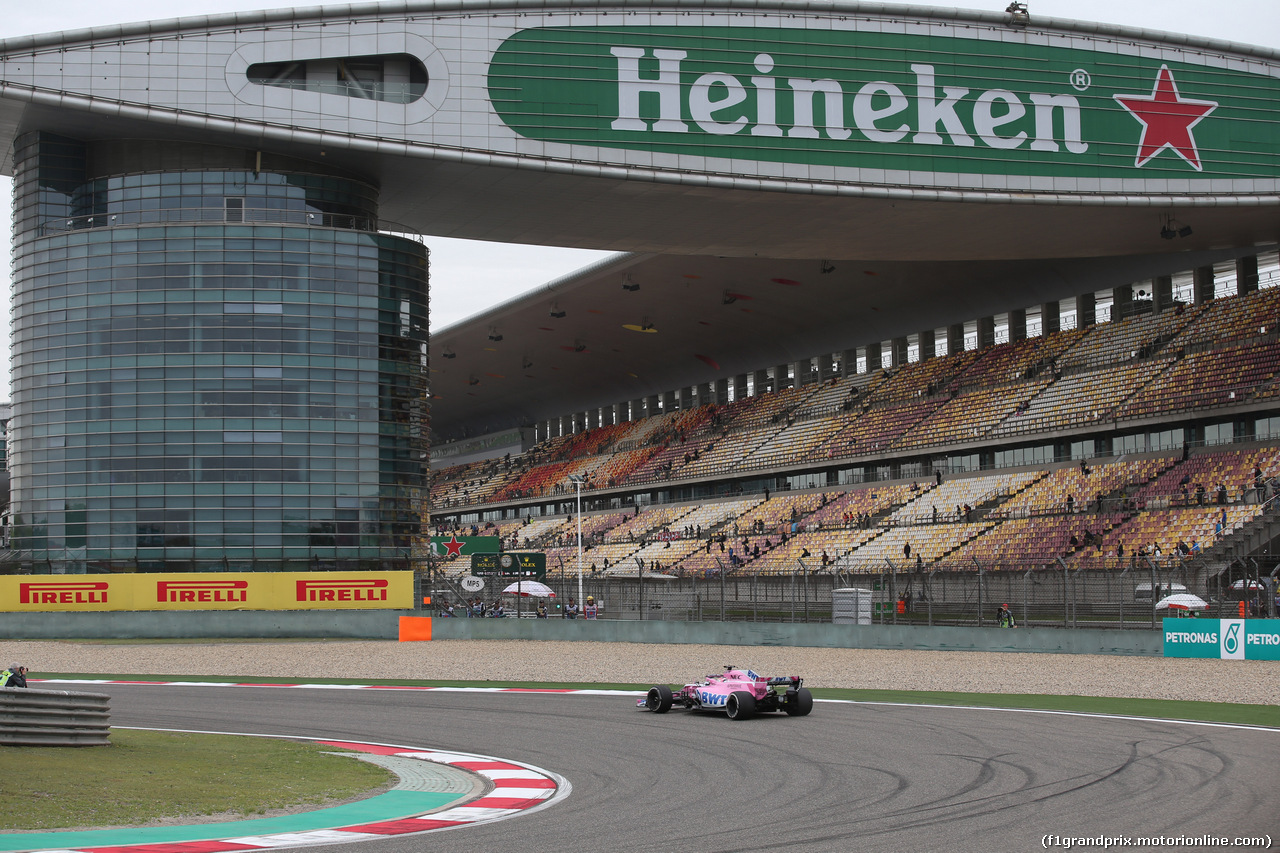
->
726, 691, 756, 721
646, 684, 673, 713
784, 687, 814, 716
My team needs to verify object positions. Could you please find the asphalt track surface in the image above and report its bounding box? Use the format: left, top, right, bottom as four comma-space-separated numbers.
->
108, 684, 1276, 853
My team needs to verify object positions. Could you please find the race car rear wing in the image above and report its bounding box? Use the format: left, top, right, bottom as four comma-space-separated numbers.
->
767, 676, 802, 688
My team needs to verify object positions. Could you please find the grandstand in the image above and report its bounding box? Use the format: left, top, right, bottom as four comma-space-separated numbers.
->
5, 0, 1280, 597
430, 273, 1280, 597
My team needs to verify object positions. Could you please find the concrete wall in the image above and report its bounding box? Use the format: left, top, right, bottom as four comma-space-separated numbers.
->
432, 618, 1163, 655
0, 611, 1163, 656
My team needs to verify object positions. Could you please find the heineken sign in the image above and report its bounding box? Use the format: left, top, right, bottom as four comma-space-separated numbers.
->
429, 535, 500, 560
489, 26, 1279, 181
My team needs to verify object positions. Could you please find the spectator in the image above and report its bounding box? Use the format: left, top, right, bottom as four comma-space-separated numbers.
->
0, 664, 28, 688
564, 597, 579, 619
996, 604, 1016, 628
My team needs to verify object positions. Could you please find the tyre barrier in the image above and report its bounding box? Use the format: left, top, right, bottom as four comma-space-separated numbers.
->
0, 686, 111, 746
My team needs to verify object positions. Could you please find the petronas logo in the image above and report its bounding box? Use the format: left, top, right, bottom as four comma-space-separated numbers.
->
1223, 622, 1241, 656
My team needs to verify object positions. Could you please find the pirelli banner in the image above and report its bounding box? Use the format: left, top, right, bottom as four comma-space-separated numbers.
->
0, 572, 413, 612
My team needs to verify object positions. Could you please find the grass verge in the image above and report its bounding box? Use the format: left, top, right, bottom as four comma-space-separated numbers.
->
0, 729, 391, 832
40, 673, 1280, 728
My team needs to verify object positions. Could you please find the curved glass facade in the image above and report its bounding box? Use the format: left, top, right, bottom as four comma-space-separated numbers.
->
7, 133, 429, 573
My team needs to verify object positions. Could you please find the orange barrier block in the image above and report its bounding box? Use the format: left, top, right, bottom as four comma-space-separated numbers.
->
398, 615, 433, 642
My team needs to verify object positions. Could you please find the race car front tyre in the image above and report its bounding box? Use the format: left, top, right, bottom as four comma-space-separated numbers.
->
784, 687, 814, 716
726, 691, 756, 721
646, 684, 673, 713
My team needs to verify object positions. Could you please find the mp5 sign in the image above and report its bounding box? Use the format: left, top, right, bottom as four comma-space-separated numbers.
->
1163, 619, 1280, 660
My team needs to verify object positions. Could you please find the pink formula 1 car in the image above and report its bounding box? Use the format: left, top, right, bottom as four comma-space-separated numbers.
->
638, 666, 814, 720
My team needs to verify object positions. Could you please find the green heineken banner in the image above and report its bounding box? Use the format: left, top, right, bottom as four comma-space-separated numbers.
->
1163, 619, 1280, 660
429, 536, 501, 560
490, 26, 1280, 180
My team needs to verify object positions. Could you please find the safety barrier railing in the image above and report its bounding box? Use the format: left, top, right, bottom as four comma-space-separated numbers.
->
0, 686, 111, 746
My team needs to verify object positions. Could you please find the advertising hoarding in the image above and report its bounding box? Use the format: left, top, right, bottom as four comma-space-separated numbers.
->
1163, 618, 1280, 660
0, 572, 413, 612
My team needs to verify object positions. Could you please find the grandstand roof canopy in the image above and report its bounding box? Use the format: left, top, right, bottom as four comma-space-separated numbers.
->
1, 1, 1278, 440
429, 245, 1260, 440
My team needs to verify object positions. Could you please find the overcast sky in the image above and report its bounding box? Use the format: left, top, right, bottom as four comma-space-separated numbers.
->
0, 0, 1277, 398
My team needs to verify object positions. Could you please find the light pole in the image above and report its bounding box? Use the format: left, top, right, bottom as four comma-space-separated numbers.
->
567, 475, 587, 609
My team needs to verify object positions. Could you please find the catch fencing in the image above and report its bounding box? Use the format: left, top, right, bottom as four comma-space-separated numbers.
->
429, 556, 1277, 629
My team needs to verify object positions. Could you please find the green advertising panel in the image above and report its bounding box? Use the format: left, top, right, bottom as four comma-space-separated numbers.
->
1162, 619, 1223, 659
471, 552, 547, 579
1243, 620, 1280, 661
490, 26, 1280, 181
1163, 618, 1280, 660
430, 535, 501, 559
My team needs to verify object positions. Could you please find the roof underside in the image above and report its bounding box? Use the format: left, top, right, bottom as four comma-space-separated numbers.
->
427, 245, 1265, 440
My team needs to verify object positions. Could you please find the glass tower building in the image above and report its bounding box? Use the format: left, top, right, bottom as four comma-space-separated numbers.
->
7, 134, 429, 573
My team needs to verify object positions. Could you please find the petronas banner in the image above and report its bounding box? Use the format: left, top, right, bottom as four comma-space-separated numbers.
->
1164, 619, 1280, 660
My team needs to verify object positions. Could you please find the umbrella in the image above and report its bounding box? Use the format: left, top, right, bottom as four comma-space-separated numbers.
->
502, 580, 556, 597
1229, 579, 1265, 590
1156, 593, 1208, 611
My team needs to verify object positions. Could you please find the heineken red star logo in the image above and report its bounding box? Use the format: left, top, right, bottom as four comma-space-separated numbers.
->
442, 535, 465, 557
1113, 65, 1217, 171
